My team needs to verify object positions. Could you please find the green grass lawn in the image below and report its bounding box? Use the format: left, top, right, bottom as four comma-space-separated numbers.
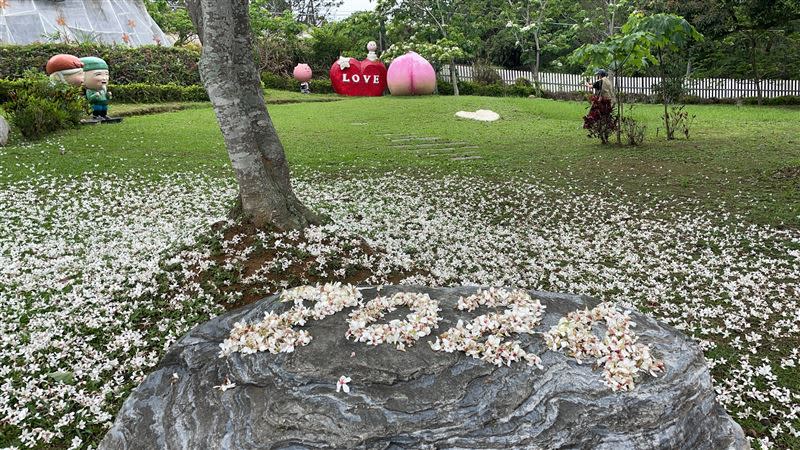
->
1, 94, 799, 449
4, 95, 798, 226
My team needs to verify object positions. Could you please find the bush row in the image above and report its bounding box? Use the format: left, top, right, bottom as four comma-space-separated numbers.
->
261, 72, 335, 94
0, 79, 208, 104
1, 73, 87, 140
436, 80, 800, 105
109, 83, 208, 103
0, 43, 201, 86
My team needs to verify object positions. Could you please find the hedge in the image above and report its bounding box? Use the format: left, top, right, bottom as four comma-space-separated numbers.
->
109, 83, 208, 103
0, 79, 208, 104
261, 72, 334, 94
0, 43, 201, 86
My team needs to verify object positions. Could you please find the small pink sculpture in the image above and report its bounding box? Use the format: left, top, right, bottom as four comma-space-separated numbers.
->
293, 64, 313, 83
387, 52, 436, 96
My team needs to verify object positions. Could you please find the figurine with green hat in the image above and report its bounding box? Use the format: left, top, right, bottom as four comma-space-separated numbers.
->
80, 56, 121, 123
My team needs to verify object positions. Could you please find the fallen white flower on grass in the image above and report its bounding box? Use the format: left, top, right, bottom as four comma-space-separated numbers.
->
455, 110, 500, 122
336, 375, 351, 393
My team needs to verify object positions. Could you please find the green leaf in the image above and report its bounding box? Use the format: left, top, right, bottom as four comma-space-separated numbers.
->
47, 371, 75, 385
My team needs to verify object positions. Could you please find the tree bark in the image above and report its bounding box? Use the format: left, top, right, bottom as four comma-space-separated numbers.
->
449, 59, 460, 96
532, 33, 541, 84
748, 32, 763, 106
658, 50, 673, 140
186, 0, 321, 230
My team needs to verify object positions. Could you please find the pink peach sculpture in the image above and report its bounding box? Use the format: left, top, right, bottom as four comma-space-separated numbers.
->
293, 64, 313, 83
387, 52, 436, 96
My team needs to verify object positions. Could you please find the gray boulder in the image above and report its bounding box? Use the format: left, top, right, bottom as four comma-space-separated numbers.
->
100, 286, 749, 450
0, 115, 9, 146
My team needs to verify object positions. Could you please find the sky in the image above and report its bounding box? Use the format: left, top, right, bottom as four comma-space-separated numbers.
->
329, 0, 376, 20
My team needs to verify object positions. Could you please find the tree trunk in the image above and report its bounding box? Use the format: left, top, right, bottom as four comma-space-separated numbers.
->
449, 60, 459, 96
614, 69, 622, 145
186, 0, 321, 230
532, 34, 541, 84
748, 32, 763, 106
659, 51, 673, 140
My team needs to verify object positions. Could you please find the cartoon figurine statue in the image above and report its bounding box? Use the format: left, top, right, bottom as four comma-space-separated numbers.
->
45, 54, 85, 86
80, 56, 121, 123
293, 63, 313, 94
366, 41, 379, 62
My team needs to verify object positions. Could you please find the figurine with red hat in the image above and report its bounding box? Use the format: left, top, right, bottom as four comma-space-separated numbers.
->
45, 54, 85, 86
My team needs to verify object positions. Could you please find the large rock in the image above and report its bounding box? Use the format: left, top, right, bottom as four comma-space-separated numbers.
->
100, 286, 749, 449
0, 115, 8, 146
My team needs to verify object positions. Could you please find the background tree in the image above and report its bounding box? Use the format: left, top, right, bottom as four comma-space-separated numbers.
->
146, 0, 197, 46
309, 12, 382, 72
186, 0, 321, 230
626, 12, 703, 139
380, 0, 476, 95
571, 21, 655, 143
502, 0, 550, 84
248, 8, 307, 75
249, 0, 344, 26
571, 0, 635, 44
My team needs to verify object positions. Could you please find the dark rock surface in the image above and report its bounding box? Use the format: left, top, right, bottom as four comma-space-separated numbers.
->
100, 286, 749, 450
0, 116, 8, 147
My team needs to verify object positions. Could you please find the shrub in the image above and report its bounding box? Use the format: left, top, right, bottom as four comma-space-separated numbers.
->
514, 77, 532, 87
3, 72, 88, 140
662, 105, 696, 139
471, 62, 502, 85
261, 72, 292, 91
436, 80, 454, 95
583, 96, 617, 144
0, 43, 201, 86
473, 83, 506, 97
1, 79, 208, 104
260, 72, 334, 94
109, 83, 209, 103
621, 116, 646, 146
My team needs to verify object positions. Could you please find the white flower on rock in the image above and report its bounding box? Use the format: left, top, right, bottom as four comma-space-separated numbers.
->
430, 288, 545, 368
336, 375, 351, 393
213, 377, 236, 392
219, 283, 362, 357
346, 292, 441, 350
544, 303, 664, 391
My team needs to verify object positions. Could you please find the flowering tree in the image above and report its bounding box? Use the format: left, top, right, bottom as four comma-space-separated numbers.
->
186, 0, 321, 229
379, 0, 472, 95
381, 39, 466, 68
626, 12, 703, 139
571, 19, 654, 144
502, 0, 550, 84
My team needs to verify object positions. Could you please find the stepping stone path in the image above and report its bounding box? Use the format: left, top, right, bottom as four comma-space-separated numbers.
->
382, 134, 483, 161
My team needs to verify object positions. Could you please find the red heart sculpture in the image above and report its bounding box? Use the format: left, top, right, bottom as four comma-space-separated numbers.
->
329, 58, 387, 97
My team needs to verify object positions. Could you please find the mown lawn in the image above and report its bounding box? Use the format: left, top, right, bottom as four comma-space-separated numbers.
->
3, 95, 797, 226
0, 94, 798, 449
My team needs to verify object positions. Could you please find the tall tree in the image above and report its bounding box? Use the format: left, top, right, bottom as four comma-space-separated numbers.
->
571, 22, 655, 143
186, 0, 321, 230
145, 0, 197, 45
380, 0, 474, 95
503, 0, 550, 83
627, 12, 703, 139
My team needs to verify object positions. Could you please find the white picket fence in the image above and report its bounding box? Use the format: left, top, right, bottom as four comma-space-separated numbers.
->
440, 64, 800, 99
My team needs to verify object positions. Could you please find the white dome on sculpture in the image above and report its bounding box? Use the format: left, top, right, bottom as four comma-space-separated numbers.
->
0, 0, 171, 46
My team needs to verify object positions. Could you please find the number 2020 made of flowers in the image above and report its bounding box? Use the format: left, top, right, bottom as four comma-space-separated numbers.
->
219, 283, 664, 391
